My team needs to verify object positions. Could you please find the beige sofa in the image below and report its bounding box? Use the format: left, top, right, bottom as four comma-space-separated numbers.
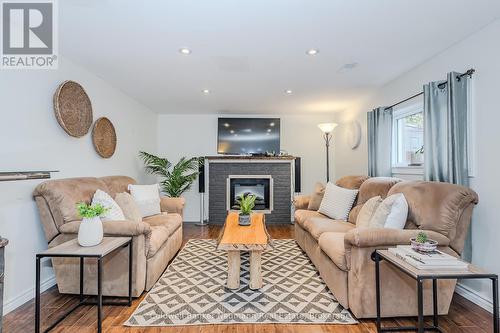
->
33, 176, 184, 297
294, 176, 478, 319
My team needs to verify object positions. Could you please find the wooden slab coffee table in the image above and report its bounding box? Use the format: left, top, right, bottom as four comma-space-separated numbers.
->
217, 212, 272, 290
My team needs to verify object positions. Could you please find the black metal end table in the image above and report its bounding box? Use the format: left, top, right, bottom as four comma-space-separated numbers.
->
373, 249, 498, 333
35, 237, 133, 333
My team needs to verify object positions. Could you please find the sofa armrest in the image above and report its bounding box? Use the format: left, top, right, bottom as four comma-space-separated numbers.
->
59, 220, 152, 237
160, 196, 185, 216
344, 228, 450, 248
294, 195, 311, 210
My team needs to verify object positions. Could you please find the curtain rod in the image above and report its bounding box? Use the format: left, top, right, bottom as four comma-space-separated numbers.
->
384, 68, 475, 110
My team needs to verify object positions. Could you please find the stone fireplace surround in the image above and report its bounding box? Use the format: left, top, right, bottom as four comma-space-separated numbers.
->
204, 156, 296, 224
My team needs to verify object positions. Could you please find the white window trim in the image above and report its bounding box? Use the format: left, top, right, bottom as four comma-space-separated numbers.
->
391, 101, 424, 171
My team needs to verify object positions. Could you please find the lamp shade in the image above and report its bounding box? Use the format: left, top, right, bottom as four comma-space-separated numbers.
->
317, 122, 338, 134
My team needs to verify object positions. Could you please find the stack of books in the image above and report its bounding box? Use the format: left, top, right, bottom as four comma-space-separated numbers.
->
388, 245, 468, 270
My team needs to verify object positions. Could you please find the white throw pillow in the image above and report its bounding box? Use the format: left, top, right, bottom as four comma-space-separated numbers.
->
356, 196, 383, 228
318, 182, 359, 221
91, 189, 125, 221
128, 184, 161, 218
370, 193, 408, 229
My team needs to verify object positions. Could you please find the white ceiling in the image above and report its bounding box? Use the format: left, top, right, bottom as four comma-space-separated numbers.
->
60, 0, 500, 114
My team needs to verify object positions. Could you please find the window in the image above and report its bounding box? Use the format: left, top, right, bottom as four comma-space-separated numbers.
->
392, 102, 424, 168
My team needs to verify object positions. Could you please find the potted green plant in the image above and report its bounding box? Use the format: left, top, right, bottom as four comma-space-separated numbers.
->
411, 231, 438, 252
410, 146, 424, 166
139, 151, 201, 197
236, 194, 256, 226
76, 202, 109, 247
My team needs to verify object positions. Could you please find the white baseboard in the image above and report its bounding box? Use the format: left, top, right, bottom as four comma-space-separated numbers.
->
3, 275, 57, 315
455, 282, 497, 314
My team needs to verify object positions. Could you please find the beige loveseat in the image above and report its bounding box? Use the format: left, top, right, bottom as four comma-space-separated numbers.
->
33, 176, 184, 297
294, 176, 478, 319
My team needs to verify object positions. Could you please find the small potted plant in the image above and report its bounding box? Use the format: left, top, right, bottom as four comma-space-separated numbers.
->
236, 194, 256, 226
411, 231, 438, 252
410, 146, 424, 166
76, 202, 109, 247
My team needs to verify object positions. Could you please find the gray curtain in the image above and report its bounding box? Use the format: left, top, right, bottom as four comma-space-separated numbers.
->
423, 71, 471, 260
367, 107, 393, 177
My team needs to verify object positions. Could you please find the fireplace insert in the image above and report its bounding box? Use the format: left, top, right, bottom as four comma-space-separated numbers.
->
226, 176, 273, 213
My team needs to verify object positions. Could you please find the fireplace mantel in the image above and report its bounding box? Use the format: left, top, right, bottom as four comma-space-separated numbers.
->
205, 155, 296, 161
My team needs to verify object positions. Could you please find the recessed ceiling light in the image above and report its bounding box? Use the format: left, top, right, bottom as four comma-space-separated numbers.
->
270, 122, 275, 127
179, 48, 191, 55
224, 123, 230, 127
285, 89, 293, 94
306, 49, 319, 55
202, 89, 210, 94
267, 129, 272, 133
230, 129, 235, 134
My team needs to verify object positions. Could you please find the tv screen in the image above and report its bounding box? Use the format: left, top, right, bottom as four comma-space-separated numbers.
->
217, 118, 280, 155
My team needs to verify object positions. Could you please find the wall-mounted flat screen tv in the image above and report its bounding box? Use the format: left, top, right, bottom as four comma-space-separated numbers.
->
217, 118, 280, 155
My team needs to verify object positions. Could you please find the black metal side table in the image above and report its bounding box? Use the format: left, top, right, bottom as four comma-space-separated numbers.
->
374, 249, 498, 333
35, 237, 133, 333
0, 238, 8, 333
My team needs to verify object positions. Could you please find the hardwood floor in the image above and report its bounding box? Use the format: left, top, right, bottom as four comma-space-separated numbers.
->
4, 223, 493, 333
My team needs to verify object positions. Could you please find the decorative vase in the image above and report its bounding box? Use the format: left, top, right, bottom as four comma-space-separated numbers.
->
238, 213, 251, 226
410, 238, 438, 252
78, 216, 103, 247
410, 152, 424, 165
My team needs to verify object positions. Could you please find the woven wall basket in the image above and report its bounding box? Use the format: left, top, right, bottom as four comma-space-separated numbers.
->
53, 81, 93, 137
92, 117, 117, 158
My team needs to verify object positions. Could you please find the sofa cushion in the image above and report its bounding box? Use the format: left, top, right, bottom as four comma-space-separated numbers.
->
115, 192, 142, 223
336, 175, 369, 190
303, 217, 355, 240
307, 182, 325, 210
356, 196, 382, 228
387, 181, 479, 239
357, 177, 402, 206
144, 213, 182, 235
377, 193, 408, 229
33, 177, 110, 227
92, 189, 125, 221
294, 209, 326, 228
147, 226, 170, 258
318, 232, 348, 271
99, 176, 136, 197
128, 184, 161, 218
144, 213, 182, 258
318, 183, 358, 221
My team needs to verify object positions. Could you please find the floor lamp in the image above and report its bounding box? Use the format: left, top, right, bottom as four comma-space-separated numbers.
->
318, 123, 338, 182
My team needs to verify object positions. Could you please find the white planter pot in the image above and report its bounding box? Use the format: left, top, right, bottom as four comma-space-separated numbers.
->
238, 213, 251, 226
78, 216, 103, 247
410, 152, 424, 165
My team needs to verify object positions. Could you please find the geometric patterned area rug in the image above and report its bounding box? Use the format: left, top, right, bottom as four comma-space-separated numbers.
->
125, 239, 357, 326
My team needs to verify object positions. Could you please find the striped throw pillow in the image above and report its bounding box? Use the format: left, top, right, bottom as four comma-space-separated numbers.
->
318, 183, 359, 221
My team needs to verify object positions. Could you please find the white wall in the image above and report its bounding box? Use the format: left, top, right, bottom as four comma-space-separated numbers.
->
157, 114, 339, 222
0, 57, 158, 314
334, 19, 500, 312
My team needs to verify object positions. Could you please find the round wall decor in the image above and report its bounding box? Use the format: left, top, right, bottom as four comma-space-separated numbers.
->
92, 117, 117, 158
347, 121, 362, 149
53, 80, 93, 137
